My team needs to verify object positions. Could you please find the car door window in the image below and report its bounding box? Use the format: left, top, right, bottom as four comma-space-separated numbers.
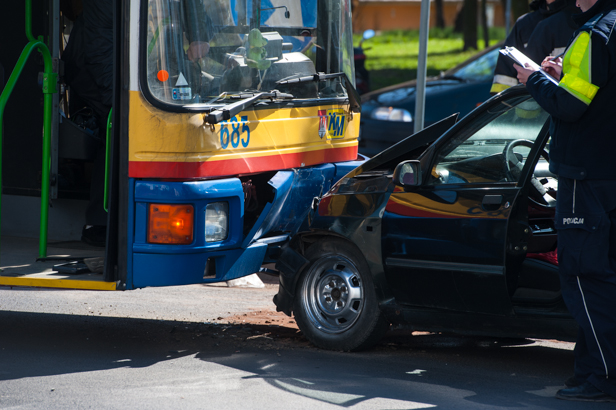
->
428, 97, 549, 185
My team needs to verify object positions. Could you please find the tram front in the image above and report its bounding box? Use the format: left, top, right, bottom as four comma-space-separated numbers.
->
122, 0, 362, 289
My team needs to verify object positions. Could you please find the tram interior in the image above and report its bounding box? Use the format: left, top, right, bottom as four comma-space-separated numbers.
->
0, 1, 109, 286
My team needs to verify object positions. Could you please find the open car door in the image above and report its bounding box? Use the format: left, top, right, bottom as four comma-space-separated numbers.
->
383, 92, 551, 315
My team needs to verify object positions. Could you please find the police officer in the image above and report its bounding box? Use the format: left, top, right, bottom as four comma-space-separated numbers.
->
515, 0, 616, 402
491, 0, 573, 94
524, 0, 578, 65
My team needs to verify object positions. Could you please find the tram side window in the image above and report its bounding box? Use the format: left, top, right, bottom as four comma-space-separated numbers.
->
144, 0, 353, 106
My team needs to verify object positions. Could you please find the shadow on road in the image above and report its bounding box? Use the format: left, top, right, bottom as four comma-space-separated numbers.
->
0, 310, 595, 409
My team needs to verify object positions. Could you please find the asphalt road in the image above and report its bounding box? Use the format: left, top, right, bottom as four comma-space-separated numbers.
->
0, 282, 608, 409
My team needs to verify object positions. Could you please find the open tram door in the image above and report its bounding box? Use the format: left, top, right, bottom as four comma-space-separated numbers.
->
0, 0, 362, 291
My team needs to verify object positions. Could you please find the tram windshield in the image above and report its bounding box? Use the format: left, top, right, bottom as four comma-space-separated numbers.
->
143, 0, 355, 108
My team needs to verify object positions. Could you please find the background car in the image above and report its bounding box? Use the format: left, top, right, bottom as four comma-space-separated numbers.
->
273, 86, 572, 352
359, 43, 502, 157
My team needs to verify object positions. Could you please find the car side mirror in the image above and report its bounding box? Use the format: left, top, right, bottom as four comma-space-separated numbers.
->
393, 160, 422, 187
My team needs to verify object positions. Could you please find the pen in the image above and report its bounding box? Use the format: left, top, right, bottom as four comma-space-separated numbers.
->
548, 51, 565, 62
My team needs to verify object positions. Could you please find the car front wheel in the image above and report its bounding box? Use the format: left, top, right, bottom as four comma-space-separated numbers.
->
293, 238, 389, 351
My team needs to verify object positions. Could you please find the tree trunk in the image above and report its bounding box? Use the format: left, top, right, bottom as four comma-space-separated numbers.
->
435, 0, 446, 29
481, 0, 489, 48
463, 0, 478, 51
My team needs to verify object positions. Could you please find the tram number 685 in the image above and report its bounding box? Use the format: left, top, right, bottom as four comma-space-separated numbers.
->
220, 116, 250, 149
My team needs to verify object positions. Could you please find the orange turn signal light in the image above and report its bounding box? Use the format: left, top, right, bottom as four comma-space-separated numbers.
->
148, 204, 194, 244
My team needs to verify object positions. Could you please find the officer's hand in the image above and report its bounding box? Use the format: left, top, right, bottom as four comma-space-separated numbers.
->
514, 63, 536, 85
541, 57, 563, 79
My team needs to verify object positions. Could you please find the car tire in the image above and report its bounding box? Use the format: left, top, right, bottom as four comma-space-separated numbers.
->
293, 238, 389, 351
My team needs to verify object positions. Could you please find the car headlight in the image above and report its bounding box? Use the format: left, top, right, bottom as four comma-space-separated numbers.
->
370, 106, 413, 122
205, 202, 228, 242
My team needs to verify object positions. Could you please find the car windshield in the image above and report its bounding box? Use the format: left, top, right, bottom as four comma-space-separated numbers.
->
450, 47, 500, 82
144, 0, 354, 107
430, 96, 550, 184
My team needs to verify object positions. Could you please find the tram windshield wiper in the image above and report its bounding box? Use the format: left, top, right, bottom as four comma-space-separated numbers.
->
276, 72, 361, 113
276, 72, 348, 85
205, 90, 294, 124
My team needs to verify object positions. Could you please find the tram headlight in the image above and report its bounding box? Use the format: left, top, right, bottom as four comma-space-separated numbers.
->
205, 202, 229, 242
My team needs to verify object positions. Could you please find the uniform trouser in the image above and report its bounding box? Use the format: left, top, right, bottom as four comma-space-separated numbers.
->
556, 177, 616, 397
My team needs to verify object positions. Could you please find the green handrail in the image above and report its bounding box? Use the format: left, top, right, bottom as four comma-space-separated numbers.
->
0, 0, 57, 259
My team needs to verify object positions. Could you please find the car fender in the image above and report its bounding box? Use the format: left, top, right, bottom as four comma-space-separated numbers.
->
274, 223, 394, 317
274, 230, 346, 316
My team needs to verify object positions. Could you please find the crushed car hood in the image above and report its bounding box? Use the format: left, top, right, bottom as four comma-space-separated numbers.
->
341, 114, 458, 182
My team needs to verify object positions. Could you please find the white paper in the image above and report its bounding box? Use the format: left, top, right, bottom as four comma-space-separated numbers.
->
500, 46, 559, 86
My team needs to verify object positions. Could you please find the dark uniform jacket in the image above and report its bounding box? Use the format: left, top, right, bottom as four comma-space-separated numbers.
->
491, 0, 573, 94
525, 0, 578, 64
526, 0, 616, 180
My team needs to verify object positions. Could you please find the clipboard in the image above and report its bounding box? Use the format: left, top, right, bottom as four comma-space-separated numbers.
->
500, 46, 560, 86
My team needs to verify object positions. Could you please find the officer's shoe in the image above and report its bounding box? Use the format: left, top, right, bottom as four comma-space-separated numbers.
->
556, 382, 616, 402
81, 225, 106, 247
564, 376, 585, 388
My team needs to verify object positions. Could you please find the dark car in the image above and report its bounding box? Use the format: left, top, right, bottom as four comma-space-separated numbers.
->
359, 43, 501, 157
273, 86, 575, 351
